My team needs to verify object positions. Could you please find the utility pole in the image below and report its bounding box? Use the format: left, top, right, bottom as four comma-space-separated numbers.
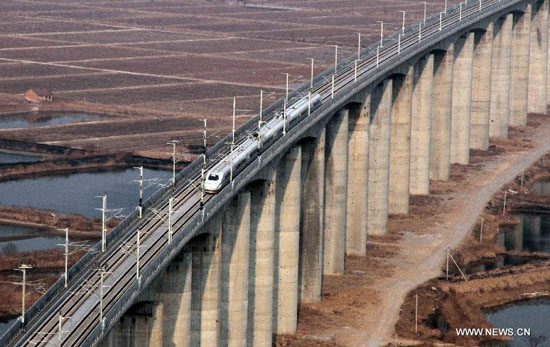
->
202, 118, 207, 152
446, 249, 449, 280
230, 97, 236, 185
59, 228, 69, 288
96, 194, 107, 253
168, 197, 173, 243
308, 91, 311, 116
357, 32, 361, 60
284, 73, 289, 100
310, 58, 314, 89
200, 166, 205, 209
377, 21, 384, 47
283, 97, 287, 135
423, 2, 427, 24
102, 194, 106, 252
258, 90, 263, 149
167, 140, 178, 187
399, 11, 406, 34
331, 74, 334, 99
15, 264, 32, 326
445, 0, 448, 14
134, 166, 144, 219
230, 143, 234, 186
440, 12, 443, 30
232, 97, 236, 145
334, 45, 338, 74
354, 60, 358, 81
398, 34, 401, 54
479, 217, 484, 242
99, 268, 111, 322
136, 228, 141, 280
58, 315, 70, 345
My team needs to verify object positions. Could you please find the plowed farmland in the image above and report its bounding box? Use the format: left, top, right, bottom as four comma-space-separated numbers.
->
0, 0, 462, 157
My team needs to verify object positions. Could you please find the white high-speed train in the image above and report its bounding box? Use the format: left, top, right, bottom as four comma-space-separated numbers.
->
204, 93, 322, 193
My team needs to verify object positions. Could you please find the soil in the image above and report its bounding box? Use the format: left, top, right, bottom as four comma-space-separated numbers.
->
0, 249, 83, 322
392, 152, 550, 346
276, 112, 550, 347
0, 0, 463, 158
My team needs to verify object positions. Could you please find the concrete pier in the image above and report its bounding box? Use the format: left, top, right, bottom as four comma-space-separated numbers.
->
430, 46, 454, 180
450, 33, 474, 165
528, 0, 548, 114
367, 80, 393, 235
470, 23, 493, 150
300, 130, 325, 301
324, 109, 348, 273
489, 14, 513, 139
346, 103, 370, 255
511, 216, 524, 251
410, 55, 433, 195
274, 146, 302, 334
196, 219, 222, 346
100, 302, 164, 347
510, 7, 532, 126
389, 68, 413, 214
157, 249, 192, 346
247, 176, 276, 347
220, 192, 251, 347
523, 214, 541, 250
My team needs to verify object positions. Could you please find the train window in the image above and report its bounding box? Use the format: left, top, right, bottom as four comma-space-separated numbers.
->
208, 174, 219, 181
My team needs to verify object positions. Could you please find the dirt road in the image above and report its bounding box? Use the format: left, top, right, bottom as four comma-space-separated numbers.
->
359, 119, 550, 345
284, 116, 550, 347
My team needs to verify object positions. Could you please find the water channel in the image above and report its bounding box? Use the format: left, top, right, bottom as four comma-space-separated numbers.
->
0, 168, 172, 218
0, 113, 100, 129
485, 299, 550, 346
0, 224, 65, 254
0, 152, 40, 164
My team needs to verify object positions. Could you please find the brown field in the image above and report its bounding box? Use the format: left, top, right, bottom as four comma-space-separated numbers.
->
0, 0, 462, 157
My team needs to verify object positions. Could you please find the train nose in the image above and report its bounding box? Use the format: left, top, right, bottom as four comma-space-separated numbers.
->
204, 180, 220, 192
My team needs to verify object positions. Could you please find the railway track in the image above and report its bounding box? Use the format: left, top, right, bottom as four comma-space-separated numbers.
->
5, 0, 509, 345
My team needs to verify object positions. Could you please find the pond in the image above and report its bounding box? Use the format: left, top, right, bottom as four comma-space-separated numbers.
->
0, 168, 172, 218
0, 113, 100, 129
485, 299, 550, 346
0, 152, 40, 164
0, 224, 65, 254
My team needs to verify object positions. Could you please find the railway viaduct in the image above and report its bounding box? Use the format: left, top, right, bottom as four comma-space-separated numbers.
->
2, 0, 549, 346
